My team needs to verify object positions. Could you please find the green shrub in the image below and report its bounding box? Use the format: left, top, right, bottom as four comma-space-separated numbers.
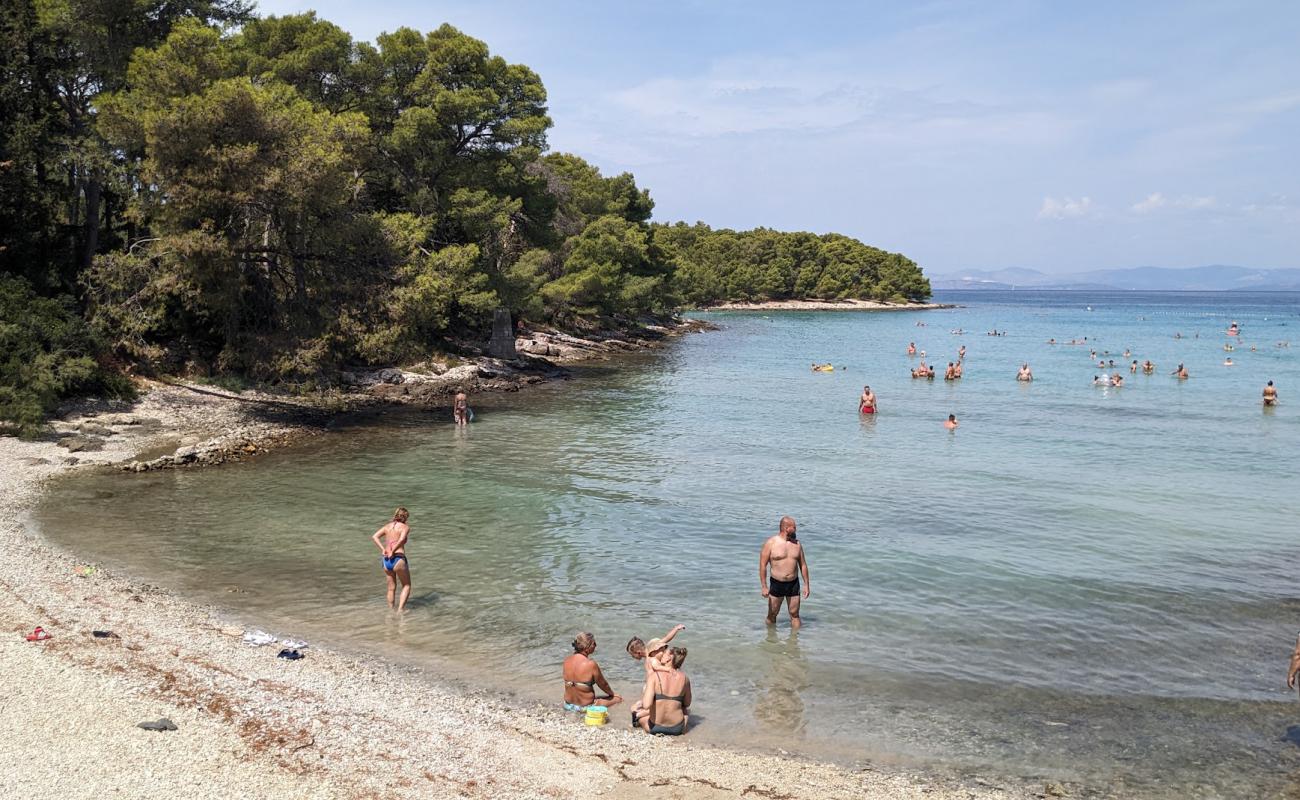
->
0, 275, 135, 436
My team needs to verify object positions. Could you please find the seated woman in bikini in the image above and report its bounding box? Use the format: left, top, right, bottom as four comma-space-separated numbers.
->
561, 632, 622, 712
634, 643, 692, 735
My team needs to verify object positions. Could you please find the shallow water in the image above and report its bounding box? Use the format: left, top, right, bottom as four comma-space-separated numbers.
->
35, 291, 1300, 796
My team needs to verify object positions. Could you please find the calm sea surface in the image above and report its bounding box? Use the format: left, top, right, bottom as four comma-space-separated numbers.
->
34, 291, 1300, 796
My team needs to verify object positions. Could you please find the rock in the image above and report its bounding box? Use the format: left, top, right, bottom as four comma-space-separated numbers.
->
173, 446, 198, 463
58, 435, 103, 453
1044, 782, 1068, 797
19, 457, 51, 466
137, 718, 178, 732
77, 422, 115, 436
63, 457, 79, 466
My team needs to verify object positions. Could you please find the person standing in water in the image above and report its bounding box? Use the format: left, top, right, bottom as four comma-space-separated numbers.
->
944, 413, 958, 429
453, 391, 470, 425
372, 507, 412, 611
1264, 381, 1278, 406
760, 517, 810, 629
907, 342, 916, 356
1173, 364, 1189, 379
859, 385, 877, 414
1017, 364, 1033, 381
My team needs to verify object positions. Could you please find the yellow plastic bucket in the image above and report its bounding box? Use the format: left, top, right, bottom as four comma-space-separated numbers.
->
584, 706, 608, 726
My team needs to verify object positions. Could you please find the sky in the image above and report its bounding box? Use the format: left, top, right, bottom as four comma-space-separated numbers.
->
254, 0, 1300, 275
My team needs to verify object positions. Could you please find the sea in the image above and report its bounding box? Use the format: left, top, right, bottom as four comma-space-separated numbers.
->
32, 290, 1300, 797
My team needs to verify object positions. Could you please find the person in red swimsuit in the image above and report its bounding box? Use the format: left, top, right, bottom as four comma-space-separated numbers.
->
859, 385, 877, 414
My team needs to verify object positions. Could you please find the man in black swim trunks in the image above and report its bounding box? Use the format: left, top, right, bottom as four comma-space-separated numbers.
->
759, 516, 810, 629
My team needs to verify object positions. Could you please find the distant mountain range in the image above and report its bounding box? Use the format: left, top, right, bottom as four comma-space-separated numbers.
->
929, 265, 1300, 291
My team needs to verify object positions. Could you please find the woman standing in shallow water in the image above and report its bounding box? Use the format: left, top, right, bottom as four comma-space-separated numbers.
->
372, 507, 412, 611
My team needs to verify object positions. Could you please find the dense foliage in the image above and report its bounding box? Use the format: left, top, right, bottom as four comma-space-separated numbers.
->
0, 275, 134, 435
1, 1, 929, 426
657, 223, 928, 305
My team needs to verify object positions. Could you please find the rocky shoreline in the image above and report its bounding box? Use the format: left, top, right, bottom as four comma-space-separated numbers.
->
29, 318, 713, 474
1, 318, 1031, 800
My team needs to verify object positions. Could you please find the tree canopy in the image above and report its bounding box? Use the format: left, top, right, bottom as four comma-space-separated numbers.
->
1, 2, 930, 425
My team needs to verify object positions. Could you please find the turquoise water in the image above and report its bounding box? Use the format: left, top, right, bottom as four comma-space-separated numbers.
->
35, 291, 1300, 796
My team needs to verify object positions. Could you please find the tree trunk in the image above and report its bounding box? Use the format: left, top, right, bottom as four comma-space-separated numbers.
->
80, 174, 101, 274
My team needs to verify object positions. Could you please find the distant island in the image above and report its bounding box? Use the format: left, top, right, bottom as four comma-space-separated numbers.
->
930, 265, 1300, 292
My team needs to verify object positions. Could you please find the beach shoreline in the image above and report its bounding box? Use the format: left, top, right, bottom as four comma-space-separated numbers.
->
1, 383, 1028, 798
694, 299, 953, 312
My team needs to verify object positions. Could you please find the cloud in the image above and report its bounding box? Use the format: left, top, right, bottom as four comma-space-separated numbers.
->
1132, 192, 1166, 213
1131, 192, 1216, 213
1233, 90, 1300, 116
1038, 196, 1093, 220
604, 54, 1073, 150
1176, 195, 1215, 210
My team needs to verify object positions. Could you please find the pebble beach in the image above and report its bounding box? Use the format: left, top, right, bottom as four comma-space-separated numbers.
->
0, 383, 1023, 800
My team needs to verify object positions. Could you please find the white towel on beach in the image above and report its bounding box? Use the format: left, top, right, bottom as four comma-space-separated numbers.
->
242, 630, 277, 647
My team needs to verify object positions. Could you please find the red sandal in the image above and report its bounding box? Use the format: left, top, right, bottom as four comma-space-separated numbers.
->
25, 627, 52, 641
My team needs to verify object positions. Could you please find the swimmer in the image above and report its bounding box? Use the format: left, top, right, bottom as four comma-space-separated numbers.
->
953, 361, 963, 379
1123, 349, 1131, 357
1142, 360, 1155, 374
1017, 364, 1033, 382
1111, 373, 1124, 387
958, 345, 966, 360
760, 517, 809, 629
1172, 363, 1189, 379
943, 414, 958, 430
944, 362, 956, 381
453, 391, 470, 425
1130, 360, 1138, 374
859, 385, 877, 414
1224, 357, 1234, 366
371, 507, 412, 611
1263, 380, 1278, 406
907, 342, 916, 356
1047, 338, 1057, 345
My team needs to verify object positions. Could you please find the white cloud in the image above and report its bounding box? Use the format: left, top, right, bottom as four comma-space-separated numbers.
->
1175, 195, 1215, 210
1131, 192, 1216, 214
1132, 192, 1166, 213
1038, 196, 1093, 220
